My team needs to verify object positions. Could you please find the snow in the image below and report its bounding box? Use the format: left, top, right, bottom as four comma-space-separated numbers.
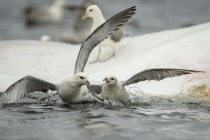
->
0, 22, 210, 97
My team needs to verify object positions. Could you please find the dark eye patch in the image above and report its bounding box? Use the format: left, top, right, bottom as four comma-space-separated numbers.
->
89, 9, 93, 12
80, 76, 85, 79
110, 78, 114, 80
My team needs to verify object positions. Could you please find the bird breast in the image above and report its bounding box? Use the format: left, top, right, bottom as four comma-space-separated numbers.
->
57, 82, 81, 102
102, 82, 131, 105
99, 37, 117, 48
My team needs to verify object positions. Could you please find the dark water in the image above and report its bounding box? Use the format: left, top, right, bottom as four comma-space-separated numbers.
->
0, 99, 210, 140
1, 0, 210, 140
0, 0, 210, 40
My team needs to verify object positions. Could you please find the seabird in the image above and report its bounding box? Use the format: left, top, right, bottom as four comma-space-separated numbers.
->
101, 69, 203, 104
74, 6, 136, 74
82, 5, 131, 63
0, 73, 102, 104
61, 0, 96, 44
0, 6, 137, 104
41, 35, 51, 42
24, 0, 66, 27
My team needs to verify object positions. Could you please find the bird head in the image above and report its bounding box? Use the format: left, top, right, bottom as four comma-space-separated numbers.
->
74, 72, 90, 87
82, 5, 102, 19
103, 75, 118, 87
73, 73, 104, 102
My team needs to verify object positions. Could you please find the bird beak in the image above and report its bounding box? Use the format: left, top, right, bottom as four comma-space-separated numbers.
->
81, 13, 88, 20
103, 78, 109, 83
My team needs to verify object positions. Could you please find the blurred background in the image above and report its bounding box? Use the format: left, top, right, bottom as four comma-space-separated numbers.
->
0, 0, 209, 41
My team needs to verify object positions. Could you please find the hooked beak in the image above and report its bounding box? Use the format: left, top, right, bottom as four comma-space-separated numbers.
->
103, 78, 110, 83
85, 81, 104, 102
81, 13, 88, 20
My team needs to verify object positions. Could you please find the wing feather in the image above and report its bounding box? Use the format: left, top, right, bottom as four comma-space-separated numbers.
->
123, 68, 203, 86
74, 6, 136, 74
90, 84, 102, 94
0, 76, 57, 103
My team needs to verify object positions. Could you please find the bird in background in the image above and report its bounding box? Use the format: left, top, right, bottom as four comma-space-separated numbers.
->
82, 5, 131, 63
61, 0, 96, 44
24, 0, 66, 27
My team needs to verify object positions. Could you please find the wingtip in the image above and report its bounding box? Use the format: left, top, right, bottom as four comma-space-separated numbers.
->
193, 70, 205, 73
131, 6, 137, 11
130, 6, 136, 9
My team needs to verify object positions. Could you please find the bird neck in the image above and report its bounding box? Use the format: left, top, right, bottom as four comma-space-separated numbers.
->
90, 12, 106, 33
105, 82, 119, 92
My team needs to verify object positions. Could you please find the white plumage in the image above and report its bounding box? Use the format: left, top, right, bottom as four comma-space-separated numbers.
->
57, 73, 94, 103
101, 69, 202, 105
0, 73, 97, 104
0, 6, 136, 104
83, 5, 127, 63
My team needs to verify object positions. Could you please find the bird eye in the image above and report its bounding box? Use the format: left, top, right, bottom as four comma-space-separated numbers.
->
89, 9, 93, 12
110, 78, 114, 80
80, 76, 84, 79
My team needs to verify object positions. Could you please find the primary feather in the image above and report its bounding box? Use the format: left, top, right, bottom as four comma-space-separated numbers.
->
123, 68, 203, 86
0, 76, 57, 103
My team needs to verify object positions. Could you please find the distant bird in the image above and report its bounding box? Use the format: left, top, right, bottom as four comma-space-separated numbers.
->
61, 0, 96, 44
24, 0, 66, 27
40, 35, 51, 42
82, 5, 131, 63
101, 69, 203, 105
0, 6, 136, 104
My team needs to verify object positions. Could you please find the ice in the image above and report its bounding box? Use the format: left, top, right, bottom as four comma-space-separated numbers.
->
0, 22, 210, 97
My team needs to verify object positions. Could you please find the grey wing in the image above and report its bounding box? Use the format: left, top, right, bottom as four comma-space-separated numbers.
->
123, 68, 203, 86
74, 6, 136, 74
0, 76, 57, 103
90, 84, 102, 94
88, 84, 104, 101
0, 92, 3, 98
110, 29, 124, 42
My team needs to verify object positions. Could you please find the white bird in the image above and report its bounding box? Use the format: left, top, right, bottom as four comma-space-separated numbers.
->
74, 6, 136, 73
61, 0, 96, 44
82, 5, 131, 63
0, 73, 103, 104
0, 6, 136, 104
100, 69, 203, 105
24, 0, 66, 27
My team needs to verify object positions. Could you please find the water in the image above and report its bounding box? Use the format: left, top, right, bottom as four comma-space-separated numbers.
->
0, 0, 210, 139
0, 99, 210, 140
0, 0, 210, 40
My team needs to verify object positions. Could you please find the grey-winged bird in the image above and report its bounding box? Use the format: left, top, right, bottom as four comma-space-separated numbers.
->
82, 5, 131, 63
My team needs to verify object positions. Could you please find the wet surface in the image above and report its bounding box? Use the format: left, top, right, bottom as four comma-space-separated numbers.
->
0, 99, 210, 140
